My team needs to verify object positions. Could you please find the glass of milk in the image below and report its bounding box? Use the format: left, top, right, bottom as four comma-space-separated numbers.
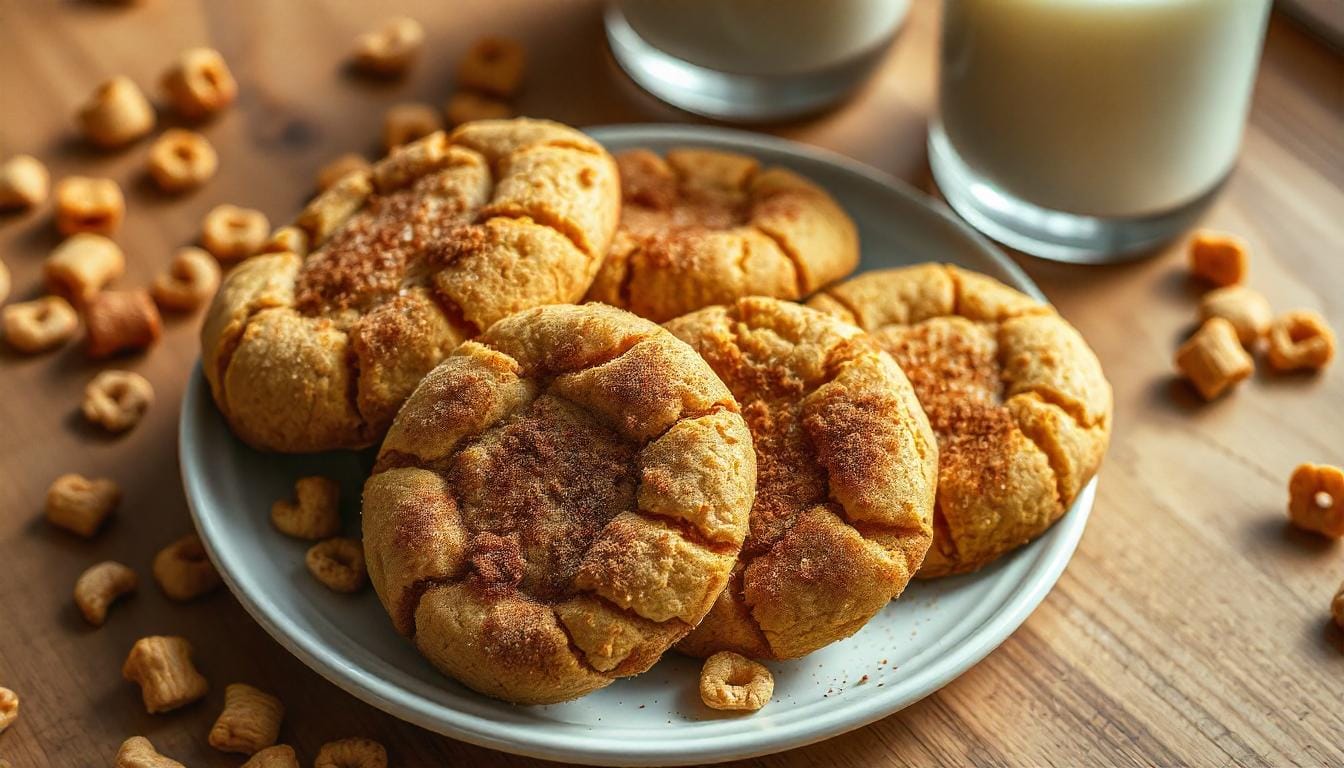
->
606, 0, 911, 122
929, 0, 1272, 263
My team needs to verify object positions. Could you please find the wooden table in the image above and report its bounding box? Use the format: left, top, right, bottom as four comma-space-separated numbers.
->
2, 1, 1341, 765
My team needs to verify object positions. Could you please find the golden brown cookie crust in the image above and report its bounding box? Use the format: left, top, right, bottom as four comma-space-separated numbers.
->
201, 119, 621, 452
362, 303, 756, 704
808, 264, 1113, 577
666, 297, 937, 660
585, 148, 859, 323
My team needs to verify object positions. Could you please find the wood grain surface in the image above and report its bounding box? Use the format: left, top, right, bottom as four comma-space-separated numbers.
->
1, 1, 1341, 765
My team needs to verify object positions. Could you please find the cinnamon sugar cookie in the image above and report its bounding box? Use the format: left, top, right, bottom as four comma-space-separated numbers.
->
362, 303, 756, 704
809, 264, 1112, 577
667, 297, 937, 660
201, 119, 620, 452
585, 148, 859, 322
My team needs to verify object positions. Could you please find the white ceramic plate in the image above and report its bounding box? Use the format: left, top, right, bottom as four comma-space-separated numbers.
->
181, 124, 1096, 766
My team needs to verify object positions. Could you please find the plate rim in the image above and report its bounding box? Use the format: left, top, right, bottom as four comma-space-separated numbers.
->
181, 123, 1090, 766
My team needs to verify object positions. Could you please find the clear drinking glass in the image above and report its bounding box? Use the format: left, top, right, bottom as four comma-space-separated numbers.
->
929, 0, 1272, 263
605, 0, 911, 122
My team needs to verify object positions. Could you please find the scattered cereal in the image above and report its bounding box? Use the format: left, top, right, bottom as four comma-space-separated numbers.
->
201, 204, 270, 262
46, 473, 121, 537
1189, 230, 1248, 287
116, 736, 187, 768
456, 36, 526, 97
77, 76, 156, 148
382, 102, 442, 153
86, 290, 163, 358
148, 129, 218, 192
1332, 582, 1344, 630
315, 737, 387, 768
1266, 310, 1335, 372
317, 153, 372, 192
306, 537, 367, 593
161, 47, 237, 119
55, 176, 124, 236
153, 533, 221, 601
444, 91, 512, 127
74, 560, 138, 626
699, 651, 774, 712
152, 246, 222, 312
1198, 284, 1271, 347
242, 745, 300, 768
1175, 317, 1253, 400
209, 683, 285, 755
1288, 463, 1344, 538
272, 476, 342, 540
122, 635, 209, 714
0, 686, 17, 733
0, 154, 49, 210
44, 233, 125, 306
83, 369, 154, 432
3, 296, 79, 353
352, 16, 424, 76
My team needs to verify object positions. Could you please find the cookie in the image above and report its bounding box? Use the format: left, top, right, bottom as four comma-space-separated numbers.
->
584, 148, 859, 322
200, 119, 621, 452
362, 303, 756, 704
808, 264, 1112, 577
667, 297, 937, 660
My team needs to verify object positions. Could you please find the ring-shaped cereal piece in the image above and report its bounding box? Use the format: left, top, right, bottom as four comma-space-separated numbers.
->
200, 119, 622, 452
667, 298, 938, 660
584, 148, 859, 322
362, 303, 757, 704
808, 263, 1113, 578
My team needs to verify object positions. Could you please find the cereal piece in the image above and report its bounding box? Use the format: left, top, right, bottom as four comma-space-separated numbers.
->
305, 537, 367, 593
0, 686, 17, 733
260, 225, 310, 257
86, 289, 163, 358
243, 745, 300, 768
122, 636, 209, 714
148, 129, 218, 192
208, 683, 285, 755
1174, 317, 1253, 400
444, 91, 512, 127
55, 176, 124, 236
45, 233, 125, 305
74, 560, 138, 626
1288, 463, 1344, 538
152, 247, 222, 312
315, 738, 387, 768
1198, 285, 1271, 347
382, 103, 442, 153
317, 153, 372, 192
46, 473, 120, 537
456, 36, 526, 97
1188, 230, 1248, 287
272, 476, 341, 540
77, 76, 155, 148
352, 16, 424, 76
0, 257, 9, 304
1267, 310, 1336, 372
83, 369, 154, 432
153, 533, 221, 601
3, 296, 78, 353
202, 204, 271, 262
699, 651, 773, 712
161, 47, 238, 119
116, 737, 186, 768
0, 154, 49, 210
